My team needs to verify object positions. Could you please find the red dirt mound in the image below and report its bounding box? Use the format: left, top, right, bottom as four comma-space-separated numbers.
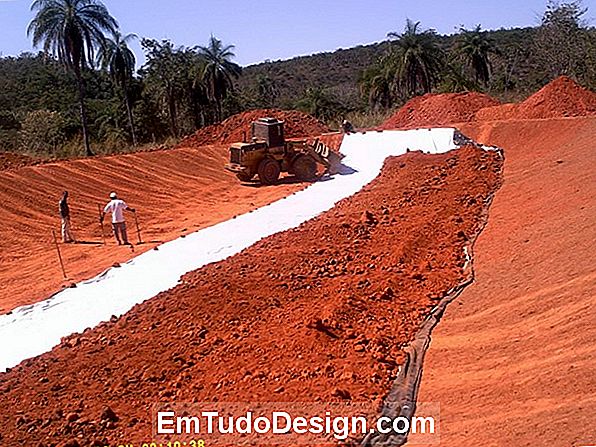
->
0, 152, 37, 171
476, 76, 596, 121
516, 76, 596, 119
381, 92, 500, 129
180, 109, 330, 148
474, 102, 518, 121
0, 145, 502, 445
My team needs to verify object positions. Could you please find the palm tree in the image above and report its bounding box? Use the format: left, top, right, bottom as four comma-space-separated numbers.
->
98, 31, 138, 146
456, 25, 500, 86
388, 19, 444, 97
28, 0, 118, 156
198, 35, 242, 122
360, 57, 395, 110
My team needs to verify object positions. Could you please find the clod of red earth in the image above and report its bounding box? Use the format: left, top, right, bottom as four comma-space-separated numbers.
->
0, 144, 502, 445
59, 440, 81, 447
381, 92, 500, 129
476, 75, 596, 121
178, 108, 330, 148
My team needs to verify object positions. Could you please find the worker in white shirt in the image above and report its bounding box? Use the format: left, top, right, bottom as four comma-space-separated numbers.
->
100, 192, 136, 245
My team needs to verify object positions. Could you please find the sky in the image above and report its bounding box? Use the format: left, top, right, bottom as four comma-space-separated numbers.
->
1, 0, 595, 67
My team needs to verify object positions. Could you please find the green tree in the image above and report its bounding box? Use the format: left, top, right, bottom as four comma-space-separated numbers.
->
456, 25, 500, 86
359, 56, 394, 110
295, 86, 346, 122
536, 0, 591, 81
141, 39, 198, 138
97, 31, 138, 145
198, 36, 242, 122
387, 19, 445, 96
28, 0, 118, 156
255, 74, 279, 108
19, 109, 66, 154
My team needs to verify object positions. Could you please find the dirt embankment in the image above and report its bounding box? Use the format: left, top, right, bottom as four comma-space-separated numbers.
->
381, 77, 596, 130
0, 105, 338, 315
179, 109, 330, 148
416, 116, 596, 445
0, 145, 307, 314
0, 152, 38, 171
381, 92, 499, 130
476, 76, 596, 121
0, 145, 502, 446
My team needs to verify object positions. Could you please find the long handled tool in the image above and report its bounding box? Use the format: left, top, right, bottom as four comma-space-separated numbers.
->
133, 211, 143, 244
97, 204, 106, 245
51, 229, 67, 279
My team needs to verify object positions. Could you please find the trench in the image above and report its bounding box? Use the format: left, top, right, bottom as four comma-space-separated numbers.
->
0, 128, 498, 377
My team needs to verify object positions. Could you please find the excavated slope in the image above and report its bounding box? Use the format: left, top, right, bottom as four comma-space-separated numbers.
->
415, 116, 596, 445
0, 145, 502, 445
0, 145, 306, 313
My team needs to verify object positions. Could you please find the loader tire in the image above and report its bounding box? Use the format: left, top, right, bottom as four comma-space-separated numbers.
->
292, 155, 317, 181
258, 158, 281, 185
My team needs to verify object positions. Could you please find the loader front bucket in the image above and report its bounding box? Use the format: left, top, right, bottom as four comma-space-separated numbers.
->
307, 138, 345, 175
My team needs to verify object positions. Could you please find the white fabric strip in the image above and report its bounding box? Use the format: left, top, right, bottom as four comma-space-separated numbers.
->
0, 128, 459, 372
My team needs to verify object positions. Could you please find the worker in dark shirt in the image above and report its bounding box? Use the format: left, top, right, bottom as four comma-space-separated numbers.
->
341, 119, 355, 133
59, 191, 75, 243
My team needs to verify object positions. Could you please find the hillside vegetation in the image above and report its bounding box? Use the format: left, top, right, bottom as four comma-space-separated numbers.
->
0, 0, 594, 156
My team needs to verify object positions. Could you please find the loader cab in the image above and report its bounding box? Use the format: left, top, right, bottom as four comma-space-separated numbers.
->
251, 117, 285, 148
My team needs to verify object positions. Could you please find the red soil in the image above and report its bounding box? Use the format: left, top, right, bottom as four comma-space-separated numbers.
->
383, 77, 596, 127
381, 92, 499, 130
474, 102, 518, 122
476, 76, 596, 121
417, 116, 596, 445
0, 144, 306, 314
0, 145, 502, 446
517, 75, 596, 119
0, 152, 38, 171
179, 109, 330, 148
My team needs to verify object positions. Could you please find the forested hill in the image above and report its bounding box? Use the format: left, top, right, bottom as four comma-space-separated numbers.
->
237, 26, 595, 109
237, 42, 390, 108
1, 2, 595, 156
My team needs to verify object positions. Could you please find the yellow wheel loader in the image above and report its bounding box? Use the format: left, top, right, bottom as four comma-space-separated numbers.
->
225, 117, 343, 185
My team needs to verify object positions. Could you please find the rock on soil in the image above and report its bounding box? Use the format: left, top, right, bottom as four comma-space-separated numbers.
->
381, 92, 500, 129
0, 145, 502, 445
179, 109, 330, 148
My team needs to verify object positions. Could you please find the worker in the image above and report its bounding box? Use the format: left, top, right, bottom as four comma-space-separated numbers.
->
341, 119, 355, 133
100, 192, 135, 245
59, 191, 75, 243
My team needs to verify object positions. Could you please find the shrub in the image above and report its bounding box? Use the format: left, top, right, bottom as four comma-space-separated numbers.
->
18, 110, 66, 154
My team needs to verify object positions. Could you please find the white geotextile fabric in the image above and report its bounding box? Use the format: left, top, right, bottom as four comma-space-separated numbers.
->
0, 128, 458, 372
